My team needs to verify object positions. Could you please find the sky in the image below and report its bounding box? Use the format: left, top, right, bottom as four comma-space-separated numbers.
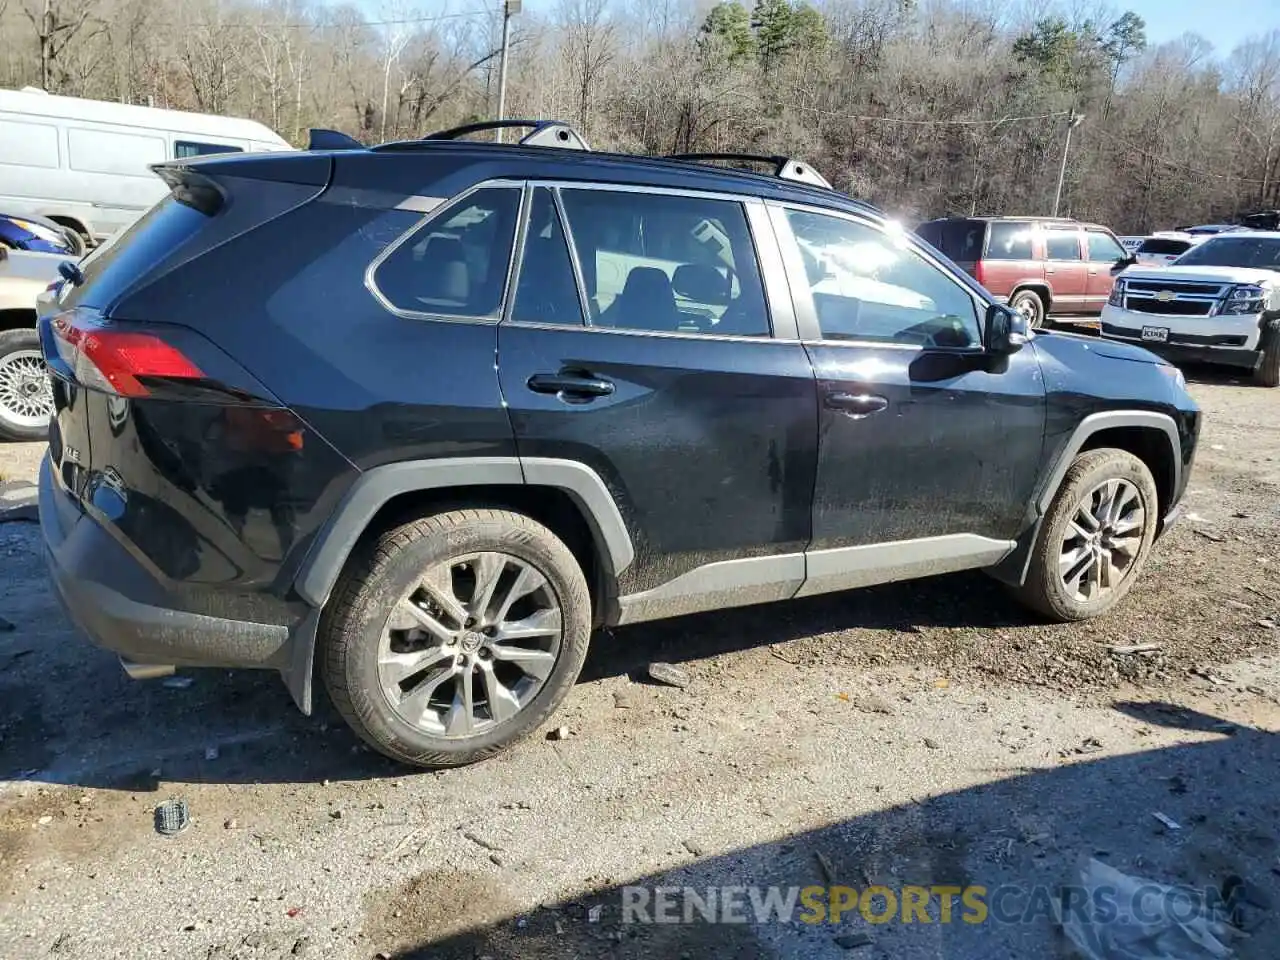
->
344, 0, 1277, 60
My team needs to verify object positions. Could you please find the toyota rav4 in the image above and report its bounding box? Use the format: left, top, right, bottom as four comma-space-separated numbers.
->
39, 121, 1200, 767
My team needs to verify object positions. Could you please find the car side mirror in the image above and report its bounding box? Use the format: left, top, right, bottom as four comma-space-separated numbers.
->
984, 303, 1028, 354
1112, 254, 1137, 275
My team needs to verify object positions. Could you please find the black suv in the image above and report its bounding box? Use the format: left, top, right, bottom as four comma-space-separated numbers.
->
38, 121, 1200, 767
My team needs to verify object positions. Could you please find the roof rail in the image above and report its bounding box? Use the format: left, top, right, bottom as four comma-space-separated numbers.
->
307, 128, 363, 151
422, 119, 591, 151
669, 153, 832, 190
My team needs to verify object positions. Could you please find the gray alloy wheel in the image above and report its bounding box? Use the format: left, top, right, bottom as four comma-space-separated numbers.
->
1009, 448, 1159, 622
378, 552, 563, 738
1057, 478, 1145, 603
321, 508, 592, 768
0, 330, 54, 441
1010, 289, 1046, 328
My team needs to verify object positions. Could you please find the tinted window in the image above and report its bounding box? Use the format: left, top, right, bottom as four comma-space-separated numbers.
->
1086, 232, 1126, 262
374, 187, 521, 319
984, 222, 1034, 260
917, 219, 985, 261
1137, 238, 1191, 256
558, 189, 769, 337
1175, 236, 1280, 271
511, 188, 584, 326
1045, 231, 1082, 260
175, 140, 244, 159
786, 210, 979, 348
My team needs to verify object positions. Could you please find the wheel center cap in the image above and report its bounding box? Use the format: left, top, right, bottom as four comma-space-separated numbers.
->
460, 632, 484, 654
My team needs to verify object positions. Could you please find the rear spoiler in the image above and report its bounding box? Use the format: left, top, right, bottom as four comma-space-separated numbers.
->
149, 153, 333, 215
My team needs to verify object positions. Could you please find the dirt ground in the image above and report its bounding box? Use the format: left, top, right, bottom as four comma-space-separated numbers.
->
2, 365, 1279, 960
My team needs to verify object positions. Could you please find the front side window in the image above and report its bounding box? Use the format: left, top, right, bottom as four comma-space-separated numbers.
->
374, 187, 521, 319
1045, 231, 1082, 261
1087, 231, 1126, 262
984, 222, 1034, 260
785, 210, 980, 348
557, 189, 770, 337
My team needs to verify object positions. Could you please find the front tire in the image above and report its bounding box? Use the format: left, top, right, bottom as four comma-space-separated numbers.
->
320, 508, 592, 768
1255, 318, 1279, 388
0, 327, 54, 442
1011, 448, 1159, 622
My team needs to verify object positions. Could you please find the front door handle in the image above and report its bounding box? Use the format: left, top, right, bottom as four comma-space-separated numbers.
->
527, 372, 615, 399
825, 392, 888, 419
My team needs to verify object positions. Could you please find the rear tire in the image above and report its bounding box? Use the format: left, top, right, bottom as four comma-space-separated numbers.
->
320, 508, 592, 768
1010, 448, 1158, 622
1010, 289, 1047, 328
1254, 319, 1279, 388
0, 327, 53, 442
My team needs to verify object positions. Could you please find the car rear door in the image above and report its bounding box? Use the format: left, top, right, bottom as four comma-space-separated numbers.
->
496, 183, 819, 612
1084, 230, 1128, 313
1043, 228, 1089, 313
768, 204, 1046, 589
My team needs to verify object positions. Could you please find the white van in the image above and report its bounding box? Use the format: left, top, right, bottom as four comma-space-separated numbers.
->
0, 88, 290, 250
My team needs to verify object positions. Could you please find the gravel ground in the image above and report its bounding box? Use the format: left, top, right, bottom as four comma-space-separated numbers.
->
2, 369, 1279, 960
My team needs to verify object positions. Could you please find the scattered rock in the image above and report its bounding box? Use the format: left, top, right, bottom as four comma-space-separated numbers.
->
500, 801, 531, 811
648, 661, 692, 689
848, 692, 894, 715
682, 839, 705, 857
834, 932, 873, 949
922, 737, 940, 750
36, 815, 52, 826
1225, 599, 1251, 610
612, 688, 635, 709
1194, 528, 1227, 543
546, 726, 570, 741
463, 831, 503, 852
224, 818, 238, 830
489, 853, 505, 867
328, 809, 343, 820
1076, 737, 1104, 755
1151, 811, 1181, 831
1108, 643, 1164, 655
1258, 618, 1276, 630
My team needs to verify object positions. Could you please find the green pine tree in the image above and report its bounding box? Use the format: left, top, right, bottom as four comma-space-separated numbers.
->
699, 2, 755, 65
752, 0, 794, 71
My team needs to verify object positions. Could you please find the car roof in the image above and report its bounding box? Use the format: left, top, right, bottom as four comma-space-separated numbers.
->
1198, 229, 1280, 240
922, 215, 1112, 232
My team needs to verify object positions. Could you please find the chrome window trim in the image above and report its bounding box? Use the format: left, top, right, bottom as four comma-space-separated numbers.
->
364, 178, 525, 324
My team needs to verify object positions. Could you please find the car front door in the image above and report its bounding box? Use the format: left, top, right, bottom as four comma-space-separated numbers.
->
769, 205, 1046, 592
497, 184, 819, 616
1085, 230, 1129, 312
1043, 228, 1089, 314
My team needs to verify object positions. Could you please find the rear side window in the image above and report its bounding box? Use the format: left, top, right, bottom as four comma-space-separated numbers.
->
558, 189, 770, 337
1087, 232, 1126, 262
984, 222, 1034, 260
175, 140, 244, 159
917, 220, 985, 261
1138, 238, 1191, 256
1045, 231, 1082, 260
373, 187, 521, 319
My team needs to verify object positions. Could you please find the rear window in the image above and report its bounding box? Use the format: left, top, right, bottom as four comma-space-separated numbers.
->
1137, 238, 1191, 256
175, 140, 245, 159
69, 196, 208, 309
916, 220, 985, 261
984, 222, 1034, 261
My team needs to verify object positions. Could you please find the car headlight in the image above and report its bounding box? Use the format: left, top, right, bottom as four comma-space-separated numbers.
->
1108, 279, 1126, 306
1221, 283, 1266, 316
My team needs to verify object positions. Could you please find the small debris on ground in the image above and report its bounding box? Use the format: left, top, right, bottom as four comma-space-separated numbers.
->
834, 932, 873, 950
162, 676, 194, 689
1194, 528, 1227, 543
933, 678, 951, 689
463, 831, 503, 852
922, 737, 941, 750
588, 904, 603, 923
1151, 811, 1182, 831
36, 815, 52, 826
223, 818, 238, 830
683, 839, 705, 857
1108, 643, 1163, 655
546, 726, 570, 741
647, 661, 692, 688
328, 809, 343, 820
285, 907, 303, 919
154, 798, 190, 836
489, 853, 504, 867
814, 851, 837, 884
612, 688, 635, 709
1258, 618, 1276, 630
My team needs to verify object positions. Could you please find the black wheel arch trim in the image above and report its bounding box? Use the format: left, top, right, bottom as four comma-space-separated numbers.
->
988, 409, 1183, 587
293, 456, 635, 609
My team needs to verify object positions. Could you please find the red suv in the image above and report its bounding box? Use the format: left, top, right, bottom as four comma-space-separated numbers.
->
916, 217, 1133, 327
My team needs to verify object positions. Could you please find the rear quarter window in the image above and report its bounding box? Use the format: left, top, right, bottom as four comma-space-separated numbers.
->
1138, 238, 1191, 256
918, 220, 985, 261
984, 222, 1035, 260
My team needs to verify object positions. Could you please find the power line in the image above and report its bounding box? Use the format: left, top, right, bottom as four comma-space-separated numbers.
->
796, 104, 1072, 126
1094, 128, 1268, 184
146, 7, 494, 30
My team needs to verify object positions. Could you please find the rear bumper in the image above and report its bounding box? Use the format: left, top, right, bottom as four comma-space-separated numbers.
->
40, 455, 294, 671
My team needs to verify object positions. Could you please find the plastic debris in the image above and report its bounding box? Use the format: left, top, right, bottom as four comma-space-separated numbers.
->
647, 662, 691, 688
588, 904, 603, 923
1152, 811, 1182, 830
154, 798, 190, 836
546, 726, 570, 741
162, 676, 194, 689
1056, 858, 1236, 960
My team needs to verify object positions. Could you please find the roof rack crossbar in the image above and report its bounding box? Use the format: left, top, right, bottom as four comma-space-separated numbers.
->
669, 152, 833, 190
422, 119, 591, 151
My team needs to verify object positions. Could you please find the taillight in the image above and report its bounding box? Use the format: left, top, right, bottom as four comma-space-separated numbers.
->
974, 260, 986, 287
50, 311, 204, 397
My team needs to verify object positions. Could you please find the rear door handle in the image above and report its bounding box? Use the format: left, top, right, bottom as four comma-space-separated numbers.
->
825, 392, 888, 419
527, 372, 615, 399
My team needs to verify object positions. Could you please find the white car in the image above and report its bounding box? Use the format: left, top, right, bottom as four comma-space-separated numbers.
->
1118, 236, 1145, 253
1100, 231, 1280, 386
0, 246, 62, 438
1132, 232, 1207, 267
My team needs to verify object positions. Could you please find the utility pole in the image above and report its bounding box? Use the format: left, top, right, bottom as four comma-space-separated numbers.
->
1053, 110, 1085, 218
495, 0, 521, 143
40, 0, 53, 91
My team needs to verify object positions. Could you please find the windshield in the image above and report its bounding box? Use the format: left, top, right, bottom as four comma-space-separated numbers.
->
1174, 236, 1280, 270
